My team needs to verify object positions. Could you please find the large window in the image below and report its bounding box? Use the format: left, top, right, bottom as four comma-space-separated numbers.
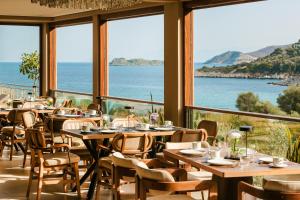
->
56, 23, 92, 94
108, 15, 164, 102
0, 25, 39, 86
193, 0, 300, 116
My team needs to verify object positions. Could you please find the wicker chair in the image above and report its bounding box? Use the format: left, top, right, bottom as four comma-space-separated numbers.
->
26, 129, 81, 200
197, 120, 217, 144
238, 175, 300, 200
135, 161, 217, 200
0, 109, 31, 160
95, 132, 153, 199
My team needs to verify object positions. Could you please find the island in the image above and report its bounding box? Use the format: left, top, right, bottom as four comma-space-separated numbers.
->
196, 39, 300, 85
110, 57, 163, 66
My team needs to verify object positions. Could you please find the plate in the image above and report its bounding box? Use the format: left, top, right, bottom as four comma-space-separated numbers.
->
80, 130, 92, 133
207, 159, 235, 166
179, 149, 206, 156
101, 130, 116, 133
136, 127, 150, 131
64, 114, 82, 117
258, 157, 273, 163
5, 108, 13, 111
269, 163, 288, 168
154, 127, 174, 131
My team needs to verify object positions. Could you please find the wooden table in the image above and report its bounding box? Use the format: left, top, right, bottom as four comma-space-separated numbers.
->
0, 108, 55, 116
164, 149, 300, 200
61, 128, 177, 200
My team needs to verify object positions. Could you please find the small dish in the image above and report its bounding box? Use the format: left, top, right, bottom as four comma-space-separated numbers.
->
101, 130, 116, 133
207, 159, 235, 166
269, 163, 288, 168
258, 157, 273, 164
179, 149, 206, 156
64, 114, 82, 118
154, 127, 174, 131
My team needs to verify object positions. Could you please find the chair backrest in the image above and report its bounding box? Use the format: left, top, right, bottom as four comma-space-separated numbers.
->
27, 129, 47, 149
61, 99, 73, 107
87, 103, 99, 111
112, 117, 139, 128
22, 111, 38, 129
7, 109, 31, 124
171, 129, 208, 142
111, 133, 153, 158
197, 120, 217, 138
53, 107, 78, 115
62, 119, 97, 130
135, 161, 175, 182
111, 152, 139, 169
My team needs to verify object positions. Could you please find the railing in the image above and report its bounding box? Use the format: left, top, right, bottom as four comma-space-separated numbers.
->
186, 105, 300, 158
0, 83, 35, 99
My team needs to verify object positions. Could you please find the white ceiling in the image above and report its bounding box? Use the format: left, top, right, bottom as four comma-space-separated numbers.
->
0, 0, 89, 17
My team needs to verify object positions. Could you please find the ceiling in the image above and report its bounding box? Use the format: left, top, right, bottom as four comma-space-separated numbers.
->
0, 0, 91, 17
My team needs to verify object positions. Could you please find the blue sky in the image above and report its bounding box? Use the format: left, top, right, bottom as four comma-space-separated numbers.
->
1, 0, 300, 63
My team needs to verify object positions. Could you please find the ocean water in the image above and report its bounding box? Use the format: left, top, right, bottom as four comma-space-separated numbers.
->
0, 62, 287, 110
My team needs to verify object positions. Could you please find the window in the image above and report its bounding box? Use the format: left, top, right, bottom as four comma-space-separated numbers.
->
0, 25, 39, 86
108, 15, 164, 102
193, 0, 300, 117
56, 23, 92, 94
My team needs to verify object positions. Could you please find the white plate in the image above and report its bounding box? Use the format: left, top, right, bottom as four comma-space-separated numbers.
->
207, 159, 235, 166
259, 157, 273, 163
101, 130, 116, 133
154, 127, 174, 131
136, 127, 150, 131
5, 108, 13, 111
80, 130, 92, 133
64, 114, 82, 117
179, 149, 206, 156
269, 163, 288, 168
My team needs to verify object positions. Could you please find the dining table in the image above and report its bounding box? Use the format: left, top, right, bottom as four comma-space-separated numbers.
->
163, 149, 300, 200
61, 127, 180, 200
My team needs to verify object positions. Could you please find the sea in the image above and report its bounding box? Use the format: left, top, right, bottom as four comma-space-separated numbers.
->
0, 62, 287, 110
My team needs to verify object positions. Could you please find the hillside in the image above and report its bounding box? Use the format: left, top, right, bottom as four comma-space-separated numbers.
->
110, 58, 163, 66
198, 40, 300, 78
204, 44, 289, 66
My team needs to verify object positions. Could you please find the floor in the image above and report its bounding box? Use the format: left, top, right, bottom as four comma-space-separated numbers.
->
0, 148, 116, 200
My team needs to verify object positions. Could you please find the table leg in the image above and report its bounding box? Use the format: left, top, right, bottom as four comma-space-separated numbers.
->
72, 161, 96, 192
213, 175, 252, 200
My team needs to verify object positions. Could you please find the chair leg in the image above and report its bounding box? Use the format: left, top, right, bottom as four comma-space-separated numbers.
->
10, 143, 13, 160
22, 142, 28, 168
0, 141, 4, 157
36, 164, 44, 200
95, 168, 102, 200
26, 166, 34, 198
73, 162, 81, 200
63, 168, 68, 193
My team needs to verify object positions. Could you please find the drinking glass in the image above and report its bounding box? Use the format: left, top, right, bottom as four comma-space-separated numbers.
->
240, 156, 251, 167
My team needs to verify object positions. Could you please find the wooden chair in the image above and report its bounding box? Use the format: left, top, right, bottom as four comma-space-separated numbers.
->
22, 101, 46, 109
61, 119, 97, 166
156, 129, 208, 164
238, 175, 300, 200
135, 161, 217, 200
22, 110, 49, 167
26, 128, 81, 200
87, 103, 101, 112
96, 133, 153, 199
112, 117, 139, 128
0, 109, 31, 160
61, 99, 73, 107
197, 120, 217, 144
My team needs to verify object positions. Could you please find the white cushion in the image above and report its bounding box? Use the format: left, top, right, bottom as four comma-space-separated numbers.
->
148, 194, 195, 200
1, 126, 25, 135
43, 152, 80, 166
188, 171, 212, 181
263, 174, 300, 192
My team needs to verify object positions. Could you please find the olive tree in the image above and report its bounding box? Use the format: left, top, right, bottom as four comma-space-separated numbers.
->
19, 51, 40, 86
277, 86, 300, 114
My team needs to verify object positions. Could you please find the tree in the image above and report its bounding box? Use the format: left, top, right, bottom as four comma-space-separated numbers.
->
236, 92, 260, 112
19, 51, 40, 86
277, 86, 300, 114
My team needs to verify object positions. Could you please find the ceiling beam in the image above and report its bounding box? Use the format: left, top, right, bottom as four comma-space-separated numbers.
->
184, 0, 265, 9
0, 15, 53, 24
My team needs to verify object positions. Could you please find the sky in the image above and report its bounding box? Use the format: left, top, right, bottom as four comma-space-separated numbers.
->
1, 0, 300, 63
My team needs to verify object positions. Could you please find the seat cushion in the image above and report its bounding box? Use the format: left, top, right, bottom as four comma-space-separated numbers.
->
1, 126, 25, 135
99, 156, 113, 170
148, 194, 195, 200
43, 152, 80, 167
188, 171, 212, 181
263, 174, 300, 192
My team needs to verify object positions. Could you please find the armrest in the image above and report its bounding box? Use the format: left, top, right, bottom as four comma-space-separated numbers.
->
238, 181, 265, 200
53, 143, 70, 150
155, 141, 166, 147
97, 144, 111, 152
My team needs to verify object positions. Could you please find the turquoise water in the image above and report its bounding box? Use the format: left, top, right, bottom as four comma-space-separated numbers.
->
0, 62, 287, 110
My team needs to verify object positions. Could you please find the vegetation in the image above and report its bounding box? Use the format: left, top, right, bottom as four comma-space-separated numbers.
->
199, 39, 300, 76
277, 86, 300, 114
19, 51, 40, 86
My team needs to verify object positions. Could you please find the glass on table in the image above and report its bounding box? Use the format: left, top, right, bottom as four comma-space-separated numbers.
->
240, 155, 251, 167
